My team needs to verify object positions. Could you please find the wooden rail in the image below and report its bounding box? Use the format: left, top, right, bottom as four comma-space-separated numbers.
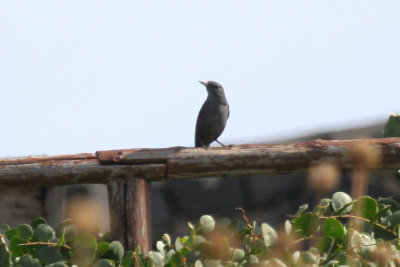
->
1, 138, 400, 251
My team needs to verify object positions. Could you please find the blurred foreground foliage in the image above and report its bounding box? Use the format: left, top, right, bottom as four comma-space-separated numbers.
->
1, 192, 400, 266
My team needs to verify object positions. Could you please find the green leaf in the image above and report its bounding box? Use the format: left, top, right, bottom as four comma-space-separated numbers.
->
192, 235, 206, 249
319, 198, 331, 207
389, 210, 400, 225
16, 224, 33, 242
250, 238, 266, 255
46, 262, 69, 267
0, 224, 10, 235
55, 219, 74, 246
188, 222, 196, 235
33, 224, 55, 242
249, 255, 259, 264
383, 113, 400, 137
93, 259, 115, 267
322, 218, 345, 241
36, 246, 63, 265
239, 225, 251, 237
294, 212, 319, 236
198, 215, 215, 234
378, 197, 400, 211
316, 236, 335, 253
284, 220, 292, 234
5, 228, 18, 241
9, 236, 25, 257
55, 219, 72, 239
261, 223, 278, 247
164, 249, 175, 264
59, 245, 72, 262
102, 241, 124, 265
30, 217, 47, 229
64, 225, 78, 243
314, 198, 332, 215
97, 242, 109, 256
17, 254, 41, 267
295, 204, 308, 215
374, 204, 391, 220
349, 231, 376, 254
72, 233, 97, 267
162, 233, 171, 246
232, 248, 245, 261
332, 192, 353, 213
121, 251, 135, 267
301, 251, 318, 264
57, 234, 65, 247
353, 196, 378, 219
175, 237, 183, 251
148, 251, 163, 267
169, 251, 183, 266
186, 235, 195, 248
0, 236, 11, 267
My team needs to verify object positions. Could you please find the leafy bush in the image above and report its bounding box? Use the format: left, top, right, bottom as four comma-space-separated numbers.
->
0, 217, 121, 267
142, 193, 400, 266
1, 192, 400, 266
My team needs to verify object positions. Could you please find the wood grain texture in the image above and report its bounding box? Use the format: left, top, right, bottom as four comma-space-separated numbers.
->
126, 178, 151, 253
0, 164, 166, 186
1, 138, 399, 184
97, 138, 400, 179
107, 177, 152, 252
107, 178, 127, 249
0, 153, 96, 165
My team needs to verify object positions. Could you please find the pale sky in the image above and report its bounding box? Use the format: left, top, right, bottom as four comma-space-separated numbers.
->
1, 1, 399, 157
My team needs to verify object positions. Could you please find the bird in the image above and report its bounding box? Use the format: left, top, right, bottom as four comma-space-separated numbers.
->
195, 81, 229, 148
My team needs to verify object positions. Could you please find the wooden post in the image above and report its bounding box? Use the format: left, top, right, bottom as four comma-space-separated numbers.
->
107, 178, 128, 249
107, 177, 152, 252
126, 178, 152, 253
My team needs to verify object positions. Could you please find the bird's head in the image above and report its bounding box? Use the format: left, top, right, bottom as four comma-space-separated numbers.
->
199, 81, 225, 98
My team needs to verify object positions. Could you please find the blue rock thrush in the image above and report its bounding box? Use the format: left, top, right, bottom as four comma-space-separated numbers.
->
195, 81, 229, 148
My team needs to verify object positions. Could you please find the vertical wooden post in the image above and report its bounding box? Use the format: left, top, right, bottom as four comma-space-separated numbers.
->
107, 178, 127, 249
44, 186, 66, 228
126, 178, 152, 253
107, 177, 152, 253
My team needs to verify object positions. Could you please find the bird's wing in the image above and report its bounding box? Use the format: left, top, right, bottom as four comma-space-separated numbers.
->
194, 106, 207, 147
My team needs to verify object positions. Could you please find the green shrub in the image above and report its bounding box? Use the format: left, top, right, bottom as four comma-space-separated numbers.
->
0, 192, 399, 266
125, 192, 400, 266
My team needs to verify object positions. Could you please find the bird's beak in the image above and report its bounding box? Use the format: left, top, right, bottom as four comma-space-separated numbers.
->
199, 81, 207, 86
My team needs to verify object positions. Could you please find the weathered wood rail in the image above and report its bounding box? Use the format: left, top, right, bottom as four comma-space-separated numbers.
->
1, 138, 400, 251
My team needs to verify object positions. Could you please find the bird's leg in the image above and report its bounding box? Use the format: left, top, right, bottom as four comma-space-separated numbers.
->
215, 139, 225, 147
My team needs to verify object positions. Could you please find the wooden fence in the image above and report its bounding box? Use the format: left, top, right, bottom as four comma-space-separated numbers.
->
1, 138, 400, 252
